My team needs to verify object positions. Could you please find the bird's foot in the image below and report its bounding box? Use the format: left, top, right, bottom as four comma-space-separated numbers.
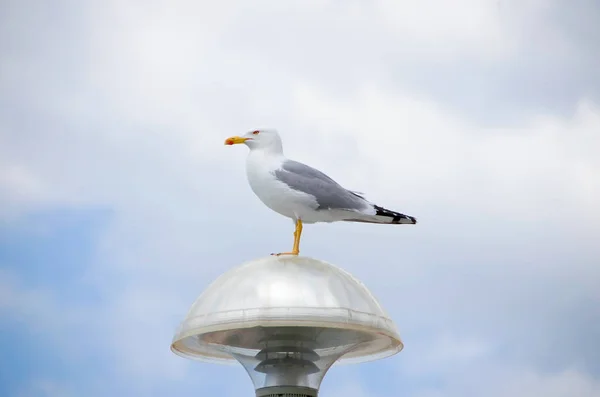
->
271, 251, 299, 256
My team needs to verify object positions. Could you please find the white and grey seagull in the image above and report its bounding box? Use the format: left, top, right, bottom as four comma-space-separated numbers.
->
225, 129, 417, 256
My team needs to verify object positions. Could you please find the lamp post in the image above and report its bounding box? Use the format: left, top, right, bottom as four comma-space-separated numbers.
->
171, 256, 402, 397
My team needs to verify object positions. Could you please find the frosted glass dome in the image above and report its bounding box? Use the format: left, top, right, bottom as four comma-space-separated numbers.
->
171, 255, 403, 365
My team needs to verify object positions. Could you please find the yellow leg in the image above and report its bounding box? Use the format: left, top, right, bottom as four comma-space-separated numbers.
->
273, 220, 303, 256
292, 220, 303, 253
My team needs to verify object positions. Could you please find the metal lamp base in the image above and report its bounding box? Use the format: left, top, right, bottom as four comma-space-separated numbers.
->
256, 386, 318, 397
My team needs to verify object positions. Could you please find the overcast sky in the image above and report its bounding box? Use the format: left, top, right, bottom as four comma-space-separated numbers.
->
1, 1, 599, 396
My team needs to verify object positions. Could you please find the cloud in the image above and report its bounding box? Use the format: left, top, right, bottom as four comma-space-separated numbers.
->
291, 84, 600, 222
406, 367, 600, 397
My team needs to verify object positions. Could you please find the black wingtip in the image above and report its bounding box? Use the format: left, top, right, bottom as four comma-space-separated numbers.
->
405, 215, 418, 225
374, 205, 417, 224
394, 214, 417, 224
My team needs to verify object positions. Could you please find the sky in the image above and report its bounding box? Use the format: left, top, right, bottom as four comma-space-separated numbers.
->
1, 0, 599, 396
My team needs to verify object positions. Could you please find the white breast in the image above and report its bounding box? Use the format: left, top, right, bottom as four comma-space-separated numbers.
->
245, 151, 319, 222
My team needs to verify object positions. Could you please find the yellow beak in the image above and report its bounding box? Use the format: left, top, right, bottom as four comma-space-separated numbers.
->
224, 136, 249, 145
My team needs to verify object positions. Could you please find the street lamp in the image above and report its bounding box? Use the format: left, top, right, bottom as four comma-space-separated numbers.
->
171, 255, 402, 397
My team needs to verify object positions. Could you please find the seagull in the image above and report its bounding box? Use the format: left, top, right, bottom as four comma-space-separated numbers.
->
225, 129, 417, 256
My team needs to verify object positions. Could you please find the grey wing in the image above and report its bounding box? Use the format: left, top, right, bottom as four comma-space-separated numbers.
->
274, 160, 369, 211
281, 160, 339, 185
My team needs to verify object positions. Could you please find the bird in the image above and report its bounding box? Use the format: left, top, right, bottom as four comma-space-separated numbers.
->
225, 128, 417, 256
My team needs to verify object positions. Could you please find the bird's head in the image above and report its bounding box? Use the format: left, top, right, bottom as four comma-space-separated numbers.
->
224, 128, 283, 153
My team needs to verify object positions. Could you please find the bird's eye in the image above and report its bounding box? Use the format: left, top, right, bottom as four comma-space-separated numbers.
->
252, 130, 260, 135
